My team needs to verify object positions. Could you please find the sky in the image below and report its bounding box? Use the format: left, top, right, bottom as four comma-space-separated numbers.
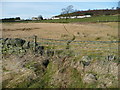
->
1, 0, 119, 19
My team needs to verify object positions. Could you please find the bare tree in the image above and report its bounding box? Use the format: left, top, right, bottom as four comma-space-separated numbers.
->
61, 5, 74, 19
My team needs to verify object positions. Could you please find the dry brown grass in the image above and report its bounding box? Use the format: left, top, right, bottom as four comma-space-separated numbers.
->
2, 22, 118, 41
2, 22, 118, 88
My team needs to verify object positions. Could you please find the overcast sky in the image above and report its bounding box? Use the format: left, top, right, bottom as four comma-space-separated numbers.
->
1, 0, 119, 19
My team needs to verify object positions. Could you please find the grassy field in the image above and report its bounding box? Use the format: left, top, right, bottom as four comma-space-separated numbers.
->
2, 17, 119, 88
2, 21, 118, 57
2, 22, 118, 40
38, 15, 119, 23
1, 15, 119, 23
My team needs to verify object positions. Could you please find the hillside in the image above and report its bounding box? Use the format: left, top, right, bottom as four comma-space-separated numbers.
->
56, 9, 120, 17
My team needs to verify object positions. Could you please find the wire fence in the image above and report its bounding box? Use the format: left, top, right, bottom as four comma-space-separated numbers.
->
23, 35, 120, 43
22, 35, 119, 58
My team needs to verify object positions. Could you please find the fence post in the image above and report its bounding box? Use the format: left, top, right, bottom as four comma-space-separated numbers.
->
34, 35, 37, 52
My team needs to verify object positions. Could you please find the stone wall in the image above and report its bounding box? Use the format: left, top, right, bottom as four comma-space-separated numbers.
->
1, 38, 47, 55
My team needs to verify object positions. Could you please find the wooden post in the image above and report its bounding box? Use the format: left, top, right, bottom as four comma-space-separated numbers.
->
34, 35, 37, 52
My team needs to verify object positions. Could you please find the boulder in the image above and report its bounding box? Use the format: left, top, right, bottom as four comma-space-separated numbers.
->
13, 47, 23, 53
83, 73, 97, 84
105, 55, 116, 61
28, 42, 35, 50
81, 56, 92, 66
23, 41, 30, 49
14, 38, 26, 47
5, 38, 12, 46
4, 38, 26, 47
36, 46, 44, 55
0, 38, 6, 45
42, 59, 49, 68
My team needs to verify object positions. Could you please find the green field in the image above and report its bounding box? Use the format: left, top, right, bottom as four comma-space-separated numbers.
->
39, 15, 119, 23
2, 15, 119, 23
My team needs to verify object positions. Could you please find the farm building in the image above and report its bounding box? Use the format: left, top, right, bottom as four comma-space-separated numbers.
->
76, 15, 91, 18
32, 17, 38, 20
32, 16, 43, 20
51, 15, 91, 19
51, 16, 60, 20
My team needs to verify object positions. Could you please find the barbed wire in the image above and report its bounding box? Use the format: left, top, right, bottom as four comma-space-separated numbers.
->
20, 35, 119, 54
37, 42, 117, 50
2, 36, 119, 58
22, 35, 120, 43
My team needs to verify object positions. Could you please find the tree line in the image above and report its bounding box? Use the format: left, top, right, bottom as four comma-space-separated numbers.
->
1, 17, 21, 22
